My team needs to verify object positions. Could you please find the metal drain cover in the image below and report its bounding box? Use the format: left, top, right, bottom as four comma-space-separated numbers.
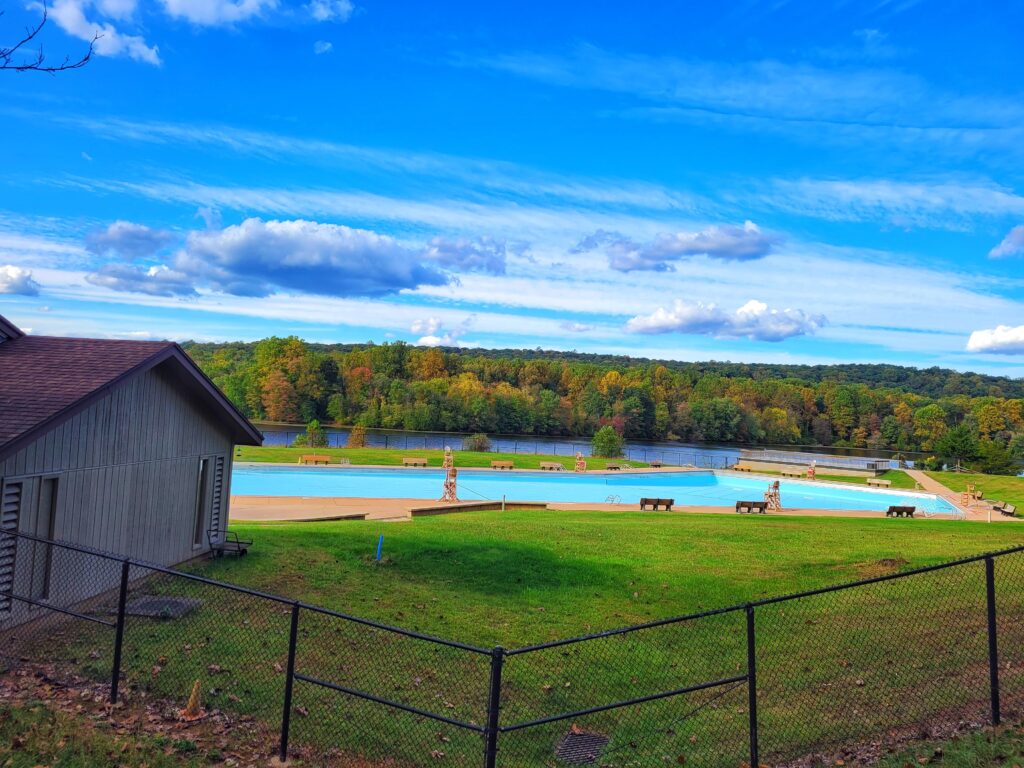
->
123, 596, 203, 619
555, 729, 609, 764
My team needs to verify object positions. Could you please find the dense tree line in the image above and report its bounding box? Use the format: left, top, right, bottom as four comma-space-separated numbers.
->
184, 338, 1024, 470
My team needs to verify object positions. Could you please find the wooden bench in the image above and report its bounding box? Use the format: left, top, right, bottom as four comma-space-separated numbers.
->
886, 505, 915, 518
640, 497, 674, 511
649, 460, 663, 468
539, 462, 564, 471
605, 462, 631, 471
733, 464, 752, 472
781, 469, 803, 478
402, 457, 428, 467
491, 460, 514, 470
299, 454, 330, 465
866, 478, 892, 488
207, 529, 252, 558
736, 501, 767, 514
994, 502, 1018, 517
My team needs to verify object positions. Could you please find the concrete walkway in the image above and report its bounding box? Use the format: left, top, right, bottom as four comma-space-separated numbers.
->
904, 469, 1017, 522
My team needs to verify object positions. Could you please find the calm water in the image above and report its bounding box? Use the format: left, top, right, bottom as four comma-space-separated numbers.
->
232, 466, 956, 514
257, 424, 917, 469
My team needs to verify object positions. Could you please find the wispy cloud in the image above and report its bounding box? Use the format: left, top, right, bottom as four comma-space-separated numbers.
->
990, 225, 1024, 258
473, 44, 1024, 155
572, 221, 779, 271
85, 220, 175, 258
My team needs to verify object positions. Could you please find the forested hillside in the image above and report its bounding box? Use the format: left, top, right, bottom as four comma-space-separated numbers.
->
184, 338, 1024, 467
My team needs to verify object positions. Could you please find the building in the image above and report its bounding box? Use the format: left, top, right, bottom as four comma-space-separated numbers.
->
0, 314, 261, 619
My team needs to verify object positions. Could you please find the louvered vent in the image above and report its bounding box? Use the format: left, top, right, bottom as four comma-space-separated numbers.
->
0, 482, 22, 613
209, 456, 225, 536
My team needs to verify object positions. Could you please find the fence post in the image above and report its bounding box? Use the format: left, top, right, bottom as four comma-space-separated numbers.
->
985, 556, 1001, 725
484, 646, 505, 768
110, 558, 130, 703
280, 602, 301, 761
746, 604, 760, 768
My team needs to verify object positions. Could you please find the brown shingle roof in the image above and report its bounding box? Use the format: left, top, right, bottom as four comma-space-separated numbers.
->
0, 320, 262, 459
0, 334, 175, 448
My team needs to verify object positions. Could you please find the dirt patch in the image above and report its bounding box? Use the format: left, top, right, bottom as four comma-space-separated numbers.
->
0, 663, 409, 767
852, 558, 910, 579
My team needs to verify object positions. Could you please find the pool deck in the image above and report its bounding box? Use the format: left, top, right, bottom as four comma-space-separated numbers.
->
229, 464, 1014, 524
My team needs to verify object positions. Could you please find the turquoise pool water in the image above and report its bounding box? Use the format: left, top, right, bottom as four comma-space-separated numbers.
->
232, 466, 958, 514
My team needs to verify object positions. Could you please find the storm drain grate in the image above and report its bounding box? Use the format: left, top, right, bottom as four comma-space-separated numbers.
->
555, 729, 609, 764
122, 596, 203, 619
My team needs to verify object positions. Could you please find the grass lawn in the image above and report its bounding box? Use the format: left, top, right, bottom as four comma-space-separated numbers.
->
28, 512, 1024, 767
236, 444, 647, 470
927, 471, 1024, 509
747, 468, 917, 489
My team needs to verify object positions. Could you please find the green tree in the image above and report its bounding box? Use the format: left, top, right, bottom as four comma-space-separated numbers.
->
591, 425, 624, 458
933, 423, 979, 466
972, 439, 1018, 475
347, 424, 367, 448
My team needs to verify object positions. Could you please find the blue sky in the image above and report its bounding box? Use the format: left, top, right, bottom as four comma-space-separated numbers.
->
2, 0, 1024, 374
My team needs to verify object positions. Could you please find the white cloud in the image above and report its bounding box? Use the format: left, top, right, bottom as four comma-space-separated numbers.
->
626, 299, 825, 341
313, 40, 333, 55
966, 325, 1024, 355
424, 236, 510, 274
989, 225, 1024, 259
85, 218, 449, 299
306, 0, 353, 21
85, 220, 175, 258
411, 316, 473, 347
0, 265, 41, 296
573, 221, 778, 271
96, 0, 137, 19
158, 0, 277, 25
86, 263, 196, 297
50, 0, 161, 64
560, 321, 592, 332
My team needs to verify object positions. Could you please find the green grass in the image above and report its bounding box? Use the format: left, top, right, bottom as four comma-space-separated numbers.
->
32, 512, 1024, 766
746, 468, 918, 489
927, 471, 1024, 508
236, 444, 647, 470
878, 723, 1024, 767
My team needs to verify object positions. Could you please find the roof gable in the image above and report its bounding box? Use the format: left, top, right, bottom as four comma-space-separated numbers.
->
0, 314, 24, 342
0, 332, 261, 461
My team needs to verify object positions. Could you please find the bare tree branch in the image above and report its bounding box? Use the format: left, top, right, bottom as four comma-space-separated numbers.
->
0, 3, 98, 73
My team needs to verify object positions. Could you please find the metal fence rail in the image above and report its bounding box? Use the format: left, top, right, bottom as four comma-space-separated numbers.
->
2, 528, 1023, 767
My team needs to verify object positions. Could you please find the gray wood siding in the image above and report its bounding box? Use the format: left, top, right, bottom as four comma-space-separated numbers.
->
0, 362, 236, 568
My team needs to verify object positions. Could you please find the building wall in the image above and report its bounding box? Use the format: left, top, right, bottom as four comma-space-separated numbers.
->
0, 362, 236, 567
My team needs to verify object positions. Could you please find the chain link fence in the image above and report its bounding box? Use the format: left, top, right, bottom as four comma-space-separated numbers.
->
2, 528, 1023, 766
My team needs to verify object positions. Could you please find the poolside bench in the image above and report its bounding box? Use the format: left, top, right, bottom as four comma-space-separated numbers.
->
491, 460, 514, 470
736, 501, 767, 514
866, 478, 892, 488
207, 529, 252, 558
994, 502, 1018, 517
539, 462, 564, 471
299, 454, 330, 465
649, 460, 663, 468
733, 464, 752, 472
886, 506, 915, 518
402, 457, 428, 467
781, 469, 803, 478
640, 497, 674, 511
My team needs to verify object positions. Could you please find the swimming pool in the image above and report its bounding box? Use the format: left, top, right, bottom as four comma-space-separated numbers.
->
232, 466, 958, 514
